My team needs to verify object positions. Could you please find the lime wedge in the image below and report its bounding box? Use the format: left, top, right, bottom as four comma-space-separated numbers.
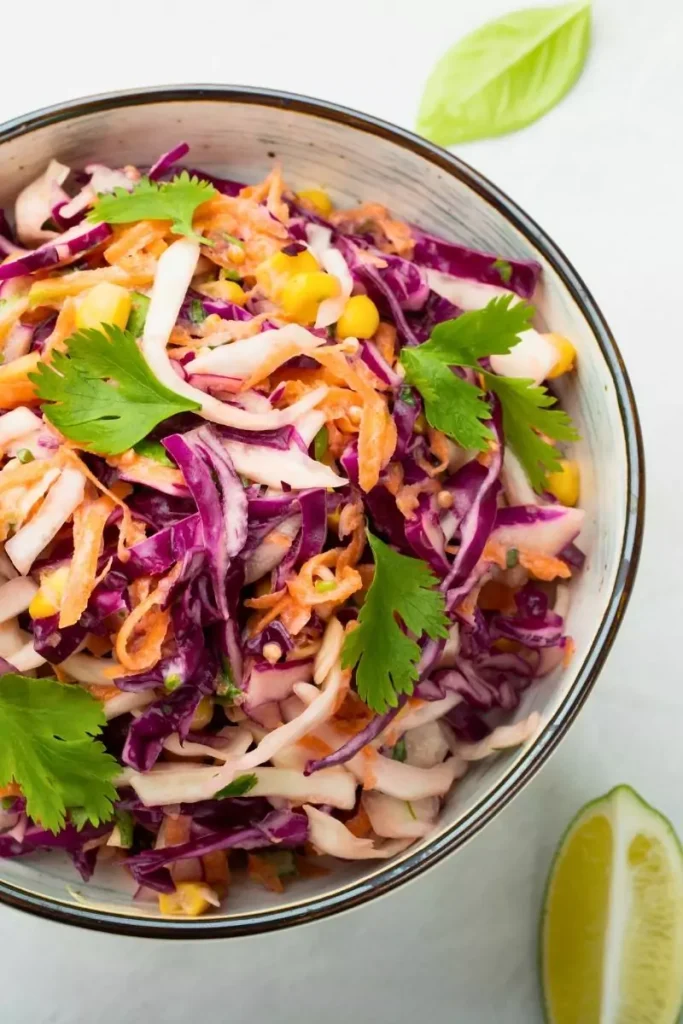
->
541, 785, 683, 1024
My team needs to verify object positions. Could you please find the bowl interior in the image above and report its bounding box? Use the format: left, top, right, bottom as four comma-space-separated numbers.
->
0, 91, 638, 934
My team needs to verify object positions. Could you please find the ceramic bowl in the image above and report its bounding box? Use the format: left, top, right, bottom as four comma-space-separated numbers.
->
0, 86, 644, 937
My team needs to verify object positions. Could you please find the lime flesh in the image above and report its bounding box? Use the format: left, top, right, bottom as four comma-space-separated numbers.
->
541, 785, 683, 1024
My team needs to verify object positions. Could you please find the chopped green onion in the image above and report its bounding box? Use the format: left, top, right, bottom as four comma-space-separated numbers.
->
399, 386, 416, 406
16, 449, 35, 464
391, 737, 407, 762
314, 580, 337, 594
215, 773, 258, 799
163, 674, 182, 693
506, 548, 519, 569
125, 292, 150, 338
220, 268, 242, 282
189, 298, 206, 324
114, 809, 134, 848
313, 426, 329, 462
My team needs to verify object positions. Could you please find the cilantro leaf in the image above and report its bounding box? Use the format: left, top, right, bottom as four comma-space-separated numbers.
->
483, 371, 579, 491
215, 773, 258, 799
401, 347, 493, 451
342, 533, 448, 713
0, 675, 119, 833
30, 323, 201, 455
133, 438, 176, 467
417, 294, 534, 364
399, 296, 579, 492
87, 171, 216, 243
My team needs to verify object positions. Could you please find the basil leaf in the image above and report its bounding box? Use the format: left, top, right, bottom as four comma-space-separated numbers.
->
417, 2, 591, 146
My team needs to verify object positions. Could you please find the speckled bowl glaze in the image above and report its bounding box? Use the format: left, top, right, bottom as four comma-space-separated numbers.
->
0, 86, 644, 937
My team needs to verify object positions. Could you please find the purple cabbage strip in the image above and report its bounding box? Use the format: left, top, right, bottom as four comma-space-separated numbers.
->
304, 698, 407, 775
273, 488, 327, 588
185, 169, 245, 197
411, 228, 541, 299
243, 621, 294, 657
123, 514, 201, 579
408, 291, 463, 344
335, 237, 421, 346
126, 809, 308, 892
0, 822, 111, 881
442, 410, 503, 612
163, 427, 246, 619
148, 142, 191, 181
0, 222, 111, 282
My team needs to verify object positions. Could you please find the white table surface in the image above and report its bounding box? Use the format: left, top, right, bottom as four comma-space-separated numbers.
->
0, 0, 678, 1019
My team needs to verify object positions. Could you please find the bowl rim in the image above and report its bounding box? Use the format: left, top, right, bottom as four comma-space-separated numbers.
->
0, 84, 645, 939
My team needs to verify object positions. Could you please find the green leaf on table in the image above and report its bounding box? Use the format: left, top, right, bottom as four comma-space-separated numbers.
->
417, 2, 592, 146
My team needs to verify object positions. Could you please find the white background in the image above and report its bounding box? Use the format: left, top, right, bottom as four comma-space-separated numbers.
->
0, 0, 679, 1019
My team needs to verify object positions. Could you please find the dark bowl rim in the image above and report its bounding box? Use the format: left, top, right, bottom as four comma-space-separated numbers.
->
0, 84, 645, 939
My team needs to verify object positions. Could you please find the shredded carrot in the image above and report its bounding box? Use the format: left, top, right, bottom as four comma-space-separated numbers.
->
83, 683, 122, 703
239, 166, 290, 224
360, 747, 378, 789
104, 220, 170, 266
519, 551, 572, 581
426, 428, 450, 476
383, 462, 404, 496
337, 519, 367, 574
478, 581, 518, 615
346, 806, 372, 838
60, 449, 136, 559
59, 494, 114, 628
247, 853, 285, 893
332, 691, 375, 736
374, 322, 397, 366
287, 550, 363, 609
244, 588, 286, 611
106, 451, 186, 494
240, 339, 318, 392
329, 203, 414, 257
114, 564, 181, 672
43, 298, 77, 356
493, 638, 522, 654
85, 634, 113, 657
0, 453, 60, 496
203, 850, 230, 896
563, 637, 576, 667
0, 351, 41, 408
27, 266, 154, 307
0, 783, 21, 798
358, 396, 390, 492
396, 478, 439, 519
296, 735, 334, 757
163, 815, 192, 847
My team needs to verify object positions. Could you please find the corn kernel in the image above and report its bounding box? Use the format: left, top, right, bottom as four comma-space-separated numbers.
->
546, 459, 580, 506
254, 249, 319, 299
190, 696, 214, 731
200, 280, 247, 306
76, 282, 131, 332
28, 565, 70, 619
336, 295, 380, 340
296, 188, 333, 218
158, 882, 215, 917
546, 334, 576, 379
281, 271, 340, 324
